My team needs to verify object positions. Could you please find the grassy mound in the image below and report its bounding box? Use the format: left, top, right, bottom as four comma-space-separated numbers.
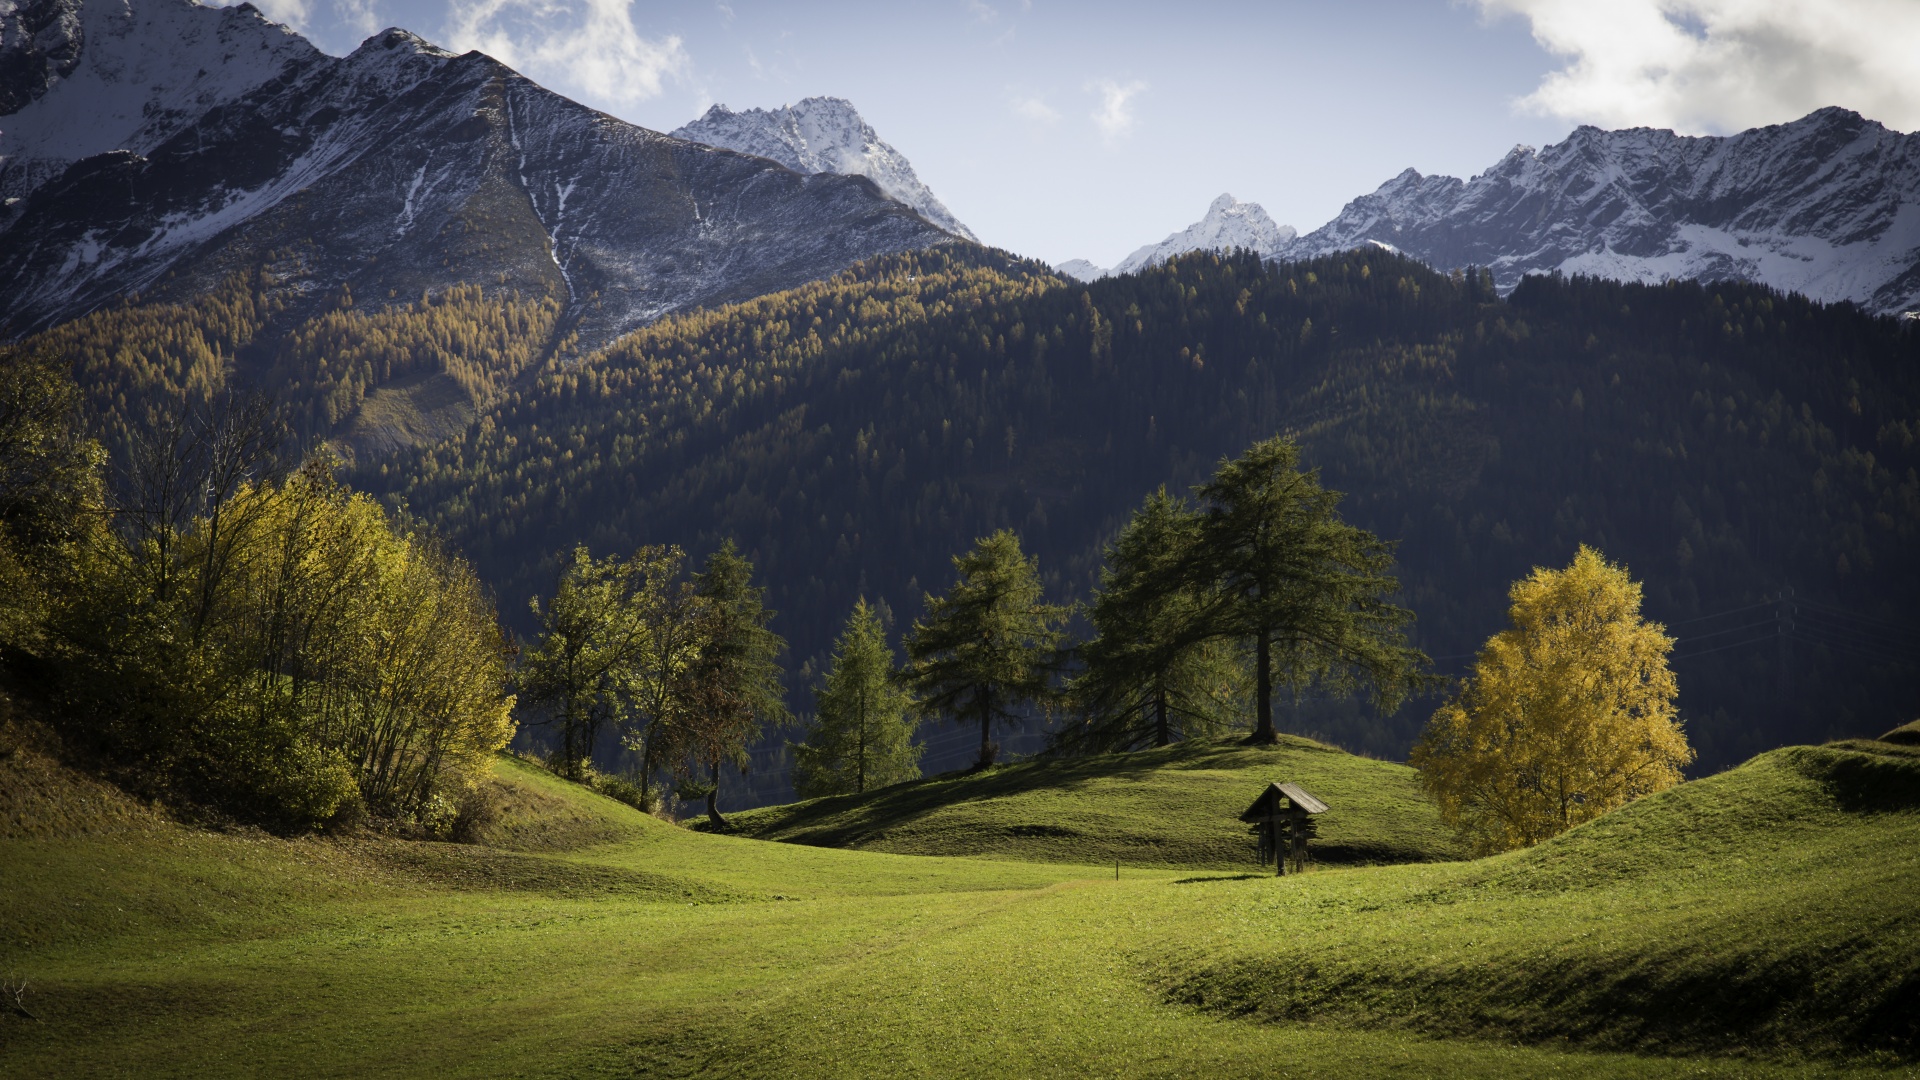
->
465, 754, 656, 852
719, 735, 1465, 869
6, 725, 1910, 1077
1153, 740, 1920, 1062
1879, 718, 1920, 745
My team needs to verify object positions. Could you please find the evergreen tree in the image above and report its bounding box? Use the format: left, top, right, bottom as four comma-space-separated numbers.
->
793, 598, 921, 797
1188, 437, 1431, 743
666, 541, 790, 826
1066, 488, 1248, 751
903, 530, 1067, 769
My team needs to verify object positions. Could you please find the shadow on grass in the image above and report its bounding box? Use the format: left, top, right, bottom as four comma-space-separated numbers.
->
1171, 874, 1266, 884
711, 735, 1344, 847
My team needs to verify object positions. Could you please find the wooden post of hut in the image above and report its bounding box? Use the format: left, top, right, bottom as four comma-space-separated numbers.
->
1239, 782, 1328, 876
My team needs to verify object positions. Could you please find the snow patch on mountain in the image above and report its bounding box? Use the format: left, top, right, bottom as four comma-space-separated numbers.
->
672, 97, 977, 242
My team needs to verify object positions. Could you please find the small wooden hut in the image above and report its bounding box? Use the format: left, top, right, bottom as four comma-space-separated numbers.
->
1240, 782, 1327, 876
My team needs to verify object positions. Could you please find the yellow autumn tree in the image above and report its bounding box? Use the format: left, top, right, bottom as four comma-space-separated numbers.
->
1410, 545, 1692, 854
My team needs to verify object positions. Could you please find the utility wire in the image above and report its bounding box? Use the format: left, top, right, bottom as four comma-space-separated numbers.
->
1671, 635, 1781, 661
1662, 600, 1777, 627
1673, 618, 1779, 645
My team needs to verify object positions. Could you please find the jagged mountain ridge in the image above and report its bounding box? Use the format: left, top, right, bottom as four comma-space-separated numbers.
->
1069, 109, 1920, 314
1284, 107, 1920, 314
0, 0, 953, 347
671, 97, 976, 242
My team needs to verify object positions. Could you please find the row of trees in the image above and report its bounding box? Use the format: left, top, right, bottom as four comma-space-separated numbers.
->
506, 433, 1430, 812
784, 436, 1432, 797
516, 540, 788, 824
0, 350, 514, 831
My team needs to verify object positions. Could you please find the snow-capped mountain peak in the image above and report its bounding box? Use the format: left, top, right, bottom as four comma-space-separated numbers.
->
0, 0, 321, 208
1052, 258, 1107, 282
1108, 193, 1297, 276
672, 97, 977, 242
1286, 107, 1920, 314
0, 0, 953, 347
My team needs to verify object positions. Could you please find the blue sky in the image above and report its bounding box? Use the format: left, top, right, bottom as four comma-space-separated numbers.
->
235, 0, 1920, 269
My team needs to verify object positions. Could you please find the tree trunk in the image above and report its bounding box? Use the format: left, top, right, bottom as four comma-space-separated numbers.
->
1154, 686, 1170, 747
977, 688, 995, 769
1252, 629, 1276, 743
706, 759, 726, 828
637, 728, 654, 809
855, 690, 868, 794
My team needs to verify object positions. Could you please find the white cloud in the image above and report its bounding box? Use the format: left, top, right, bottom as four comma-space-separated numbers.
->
1479, 0, 1920, 133
966, 0, 998, 23
333, 0, 380, 37
1087, 78, 1145, 141
1011, 95, 1059, 124
444, 0, 690, 107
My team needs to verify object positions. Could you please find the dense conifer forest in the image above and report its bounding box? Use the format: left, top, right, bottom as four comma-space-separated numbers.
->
20, 244, 1919, 799
350, 246, 1919, 781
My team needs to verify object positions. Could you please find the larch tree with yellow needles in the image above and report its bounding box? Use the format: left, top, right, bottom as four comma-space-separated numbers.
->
1410, 545, 1692, 854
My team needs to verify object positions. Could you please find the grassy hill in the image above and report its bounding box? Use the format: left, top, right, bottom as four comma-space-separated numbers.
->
2, 730, 1915, 1077
716, 735, 1465, 869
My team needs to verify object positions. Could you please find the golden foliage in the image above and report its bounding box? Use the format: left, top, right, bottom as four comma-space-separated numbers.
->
1410, 545, 1692, 854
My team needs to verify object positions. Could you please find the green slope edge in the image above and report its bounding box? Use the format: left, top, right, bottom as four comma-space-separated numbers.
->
716, 735, 1467, 869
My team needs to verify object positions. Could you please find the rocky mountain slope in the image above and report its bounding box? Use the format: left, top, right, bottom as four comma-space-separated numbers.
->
1073, 109, 1919, 314
0, 0, 953, 346
1284, 107, 1920, 314
671, 97, 976, 242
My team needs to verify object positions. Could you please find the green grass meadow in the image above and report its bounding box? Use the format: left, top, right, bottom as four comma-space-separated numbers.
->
3, 739, 1917, 1078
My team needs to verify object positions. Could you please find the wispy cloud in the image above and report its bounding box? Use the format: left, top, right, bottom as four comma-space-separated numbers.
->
966, 0, 998, 23
444, 0, 690, 107
1478, 0, 1920, 133
1011, 95, 1059, 124
1087, 78, 1146, 141
333, 0, 380, 37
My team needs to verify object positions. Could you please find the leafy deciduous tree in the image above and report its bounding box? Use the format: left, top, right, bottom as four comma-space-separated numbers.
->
521, 547, 654, 780
1410, 545, 1693, 854
664, 541, 790, 826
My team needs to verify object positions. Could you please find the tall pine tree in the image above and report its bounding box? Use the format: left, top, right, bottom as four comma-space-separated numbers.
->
1066, 488, 1249, 751
1188, 438, 1432, 743
903, 530, 1067, 769
793, 598, 921, 797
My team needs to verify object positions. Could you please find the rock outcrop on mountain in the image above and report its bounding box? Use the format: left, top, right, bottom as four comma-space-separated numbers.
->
671, 97, 975, 242
1281, 108, 1920, 314
0, 0, 953, 345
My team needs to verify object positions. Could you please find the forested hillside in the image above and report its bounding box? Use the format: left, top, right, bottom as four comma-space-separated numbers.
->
354, 246, 1920, 785
23, 261, 568, 462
